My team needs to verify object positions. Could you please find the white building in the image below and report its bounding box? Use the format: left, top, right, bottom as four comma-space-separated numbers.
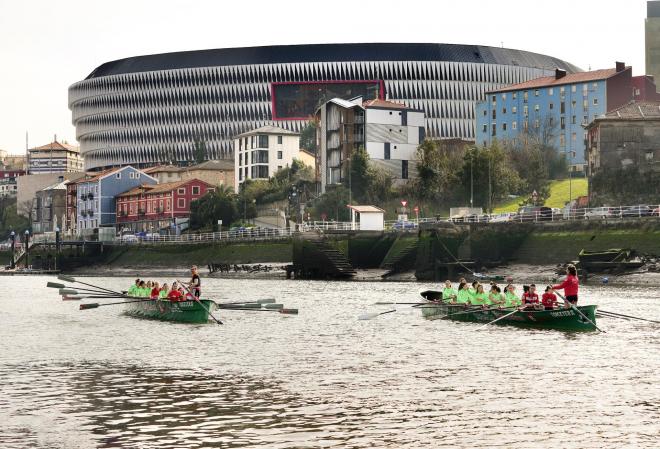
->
363, 99, 425, 184
233, 125, 301, 192
348, 205, 385, 231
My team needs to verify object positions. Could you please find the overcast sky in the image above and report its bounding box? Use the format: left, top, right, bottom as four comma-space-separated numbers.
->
0, 0, 649, 154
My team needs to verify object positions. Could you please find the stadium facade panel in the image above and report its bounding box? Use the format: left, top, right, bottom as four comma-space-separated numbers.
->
68, 43, 580, 171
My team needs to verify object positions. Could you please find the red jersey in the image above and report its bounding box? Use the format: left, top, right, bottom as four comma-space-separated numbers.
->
167, 290, 183, 301
552, 274, 579, 296
151, 287, 160, 298
522, 291, 539, 304
542, 292, 557, 307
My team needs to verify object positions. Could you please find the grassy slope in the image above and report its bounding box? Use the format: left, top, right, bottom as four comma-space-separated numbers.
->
493, 178, 589, 213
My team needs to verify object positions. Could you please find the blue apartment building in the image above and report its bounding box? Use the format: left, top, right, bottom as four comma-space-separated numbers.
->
476, 63, 635, 172
76, 166, 157, 231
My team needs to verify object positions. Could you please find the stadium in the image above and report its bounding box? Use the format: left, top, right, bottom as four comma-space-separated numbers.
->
68, 43, 580, 171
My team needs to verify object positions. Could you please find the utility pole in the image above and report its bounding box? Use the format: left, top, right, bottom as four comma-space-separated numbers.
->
470, 150, 474, 208
488, 148, 492, 214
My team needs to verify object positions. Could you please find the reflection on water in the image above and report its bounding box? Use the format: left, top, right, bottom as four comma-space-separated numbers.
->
0, 277, 659, 448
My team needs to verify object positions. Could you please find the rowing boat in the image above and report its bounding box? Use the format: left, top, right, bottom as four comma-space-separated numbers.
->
123, 298, 216, 324
419, 290, 598, 331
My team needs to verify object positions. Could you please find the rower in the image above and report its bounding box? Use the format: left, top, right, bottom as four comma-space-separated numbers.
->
128, 278, 140, 297
442, 280, 457, 302
456, 282, 471, 304
188, 265, 201, 299
468, 281, 479, 301
159, 283, 169, 299
521, 284, 541, 310
541, 286, 558, 310
504, 284, 521, 307
150, 282, 160, 300
471, 284, 490, 307
552, 264, 579, 308
488, 285, 505, 307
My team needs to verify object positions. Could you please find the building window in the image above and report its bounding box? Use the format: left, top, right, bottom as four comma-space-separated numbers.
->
534, 104, 540, 112
492, 110, 496, 119
278, 166, 282, 170
549, 117, 554, 126
523, 91, 528, 103
512, 92, 517, 100
560, 102, 565, 114
257, 135, 269, 148
593, 98, 599, 105
501, 93, 507, 100
277, 135, 283, 144
116, 172, 121, 179
571, 132, 577, 141
177, 187, 185, 195
177, 198, 185, 209
549, 103, 553, 110
548, 88, 554, 96
192, 186, 200, 195
491, 123, 497, 137
482, 109, 487, 116
277, 151, 283, 159
571, 85, 577, 93
384, 144, 391, 160
502, 107, 507, 114
534, 89, 539, 97
560, 134, 565, 147
239, 170, 243, 181
166, 199, 171, 211
512, 121, 517, 130
534, 119, 539, 129
482, 124, 487, 133
239, 139, 242, 151
571, 115, 576, 124
512, 106, 517, 114
502, 123, 507, 131
583, 99, 588, 109
560, 116, 566, 129
572, 100, 576, 109
401, 160, 409, 179
523, 105, 528, 116
593, 82, 598, 88
491, 95, 496, 103
583, 115, 588, 124
646, 151, 654, 161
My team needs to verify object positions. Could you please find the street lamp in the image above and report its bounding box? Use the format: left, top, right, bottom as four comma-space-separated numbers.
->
9, 231, 15, 269
54, 226, 60, 271
24, 230, 30, 269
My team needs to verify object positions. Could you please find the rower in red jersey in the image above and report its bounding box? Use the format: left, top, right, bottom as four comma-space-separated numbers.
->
552, 264, 579, 308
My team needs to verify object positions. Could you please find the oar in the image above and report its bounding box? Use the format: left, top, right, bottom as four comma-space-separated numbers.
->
220, 307, 298, 314
358, 309, 397, 320
218, 298, 276, 305
597, 309, 659, 324
596, 312, 630, 321
476, 308, 520, 330
58, 275, 124, 296
80, 299, 154, 310
176, 279, 223, 325
216, 303, 262, 309
374, 301, 435, 305
552, 290, 605, 333
49, 282, 121, 296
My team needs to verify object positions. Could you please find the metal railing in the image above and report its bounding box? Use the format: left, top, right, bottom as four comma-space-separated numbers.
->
114, 227, 297, 245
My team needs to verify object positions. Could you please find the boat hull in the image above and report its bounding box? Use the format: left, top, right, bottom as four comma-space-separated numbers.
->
123, 299, 216, 324
420, 303, 598, 332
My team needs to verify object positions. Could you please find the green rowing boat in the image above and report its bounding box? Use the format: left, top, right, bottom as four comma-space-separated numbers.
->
419, 302, 598, 331
123, 298, 216, 324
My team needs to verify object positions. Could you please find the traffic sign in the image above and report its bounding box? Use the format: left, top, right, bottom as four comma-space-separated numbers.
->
401, 200, 408, 207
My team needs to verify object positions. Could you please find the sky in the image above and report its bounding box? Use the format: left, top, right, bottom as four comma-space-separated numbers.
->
0, 0, 649, 154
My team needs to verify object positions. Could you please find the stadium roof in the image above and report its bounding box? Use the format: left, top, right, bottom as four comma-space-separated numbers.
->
84, 43, 581, 79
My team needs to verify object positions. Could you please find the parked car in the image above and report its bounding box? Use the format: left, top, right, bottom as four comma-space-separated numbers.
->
517, 206, 553, 221
653, 206, 660, 217
120, 234, 138, 243
489, 213, 513, 223
393, 220, 417, 230
620, 205, 654, 217
584, 207, 616, 219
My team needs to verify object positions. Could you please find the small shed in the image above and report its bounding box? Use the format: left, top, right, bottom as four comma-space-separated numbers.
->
347, 205, 385, 231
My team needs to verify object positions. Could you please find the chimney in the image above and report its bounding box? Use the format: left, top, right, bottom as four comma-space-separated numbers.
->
615, 61, 626, 72
58, 175, 64, 182
555, 68, 566, 79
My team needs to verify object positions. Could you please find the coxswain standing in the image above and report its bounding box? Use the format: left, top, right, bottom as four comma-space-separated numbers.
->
552, 264, 579, 308
188, 265, 201, 299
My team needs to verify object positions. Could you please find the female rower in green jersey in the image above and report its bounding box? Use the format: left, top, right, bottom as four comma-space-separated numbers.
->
471, 284, 491, 306
488, 284, 506, 307
442, 280, 457, 302
468, 281, 479, 300
159, 283, 169, 299
504, 284, 521, 307
456, 282, 471, 304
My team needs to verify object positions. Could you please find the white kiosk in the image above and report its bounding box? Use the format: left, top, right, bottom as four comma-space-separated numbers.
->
347, 205, 385, 231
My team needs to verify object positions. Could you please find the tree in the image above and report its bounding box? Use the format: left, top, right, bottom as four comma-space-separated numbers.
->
460, 143, 524, 212
0, 197, 29, 238
410, 139, 465, 202
299, 119, 318, 154
189, 185, 238, 231
193, 139, 207, 164
314, 185, 350, 221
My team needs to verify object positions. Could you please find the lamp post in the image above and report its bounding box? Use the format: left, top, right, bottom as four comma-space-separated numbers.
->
54, 226, 60, 271
24, 230, 30, 269
10, 231, 15, 269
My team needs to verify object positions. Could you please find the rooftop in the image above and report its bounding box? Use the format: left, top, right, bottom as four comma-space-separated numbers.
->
235, 125, 299, 139
188, 160, 234, 171
117, 178, 211, 197
362, 98, 410, 109
489, 67, 628, 93
347, 205, 385, 213
143, 165, 182, 174
29, 141, 80, 153
596, 101, 660, 120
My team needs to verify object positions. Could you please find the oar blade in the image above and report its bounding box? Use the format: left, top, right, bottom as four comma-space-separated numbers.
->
256, 298, 276, 304
79, 303, 100, 310
279, 308, 298, 315
358, 312, 380, 320
263, 303, 284, 310
47, 282, 66, 289
62, 295, 84, 301
57, 275, 76, 283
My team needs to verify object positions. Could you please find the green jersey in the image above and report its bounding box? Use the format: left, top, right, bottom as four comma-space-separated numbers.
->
505, 292, 520, 307
472, 292, 490, 305
128, 285, 138, 296
442, 287, 457, 301
159, 290, 167, 299
456, 289, 471, 304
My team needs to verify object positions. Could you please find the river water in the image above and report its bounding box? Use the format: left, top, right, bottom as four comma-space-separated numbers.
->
0, 276, 658, 448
